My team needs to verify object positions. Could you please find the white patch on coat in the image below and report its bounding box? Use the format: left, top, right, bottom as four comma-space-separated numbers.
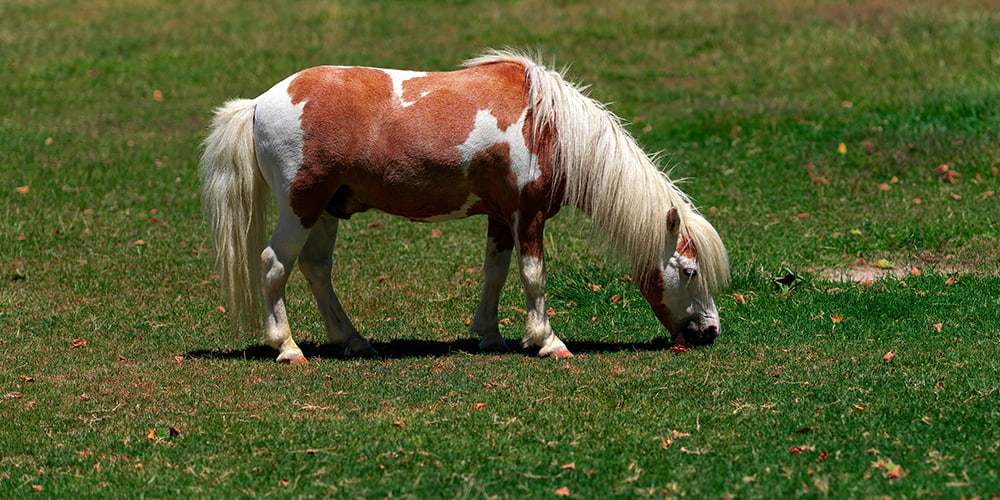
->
658, 255, 721, 328
253, 73, 307, 209
457, 108, 539, 189
380, 69, 428, 107
402, 194, 482, 222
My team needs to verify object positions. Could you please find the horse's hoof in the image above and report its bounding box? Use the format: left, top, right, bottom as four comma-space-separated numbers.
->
539, 347, 574, 359
550, 348, 574, 359
479, 339, 511, 353
344, 344, 379, 358
278, 353, 308, 365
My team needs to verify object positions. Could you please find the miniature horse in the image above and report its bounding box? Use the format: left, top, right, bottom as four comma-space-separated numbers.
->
200, 50, 728, 364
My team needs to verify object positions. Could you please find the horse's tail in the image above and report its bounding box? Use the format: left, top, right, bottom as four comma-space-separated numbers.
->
199, 98, 267, 333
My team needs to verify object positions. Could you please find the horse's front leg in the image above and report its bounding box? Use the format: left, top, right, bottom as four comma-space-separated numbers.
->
469, 218, 514, 352
515, 212, 573, 358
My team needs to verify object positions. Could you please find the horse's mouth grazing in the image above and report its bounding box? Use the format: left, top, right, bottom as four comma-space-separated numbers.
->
673, 319, 719, 347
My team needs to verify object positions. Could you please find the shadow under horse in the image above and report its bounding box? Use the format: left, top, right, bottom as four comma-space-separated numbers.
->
186, 337, 679, 362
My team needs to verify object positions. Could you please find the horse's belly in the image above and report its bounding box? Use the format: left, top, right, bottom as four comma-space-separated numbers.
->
343, 169, 492, 222
379, 193, 484, 222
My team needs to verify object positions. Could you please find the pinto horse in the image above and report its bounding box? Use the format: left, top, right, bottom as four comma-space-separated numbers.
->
200, 50, 728, 364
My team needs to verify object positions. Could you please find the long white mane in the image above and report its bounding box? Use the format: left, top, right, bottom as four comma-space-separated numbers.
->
465, 50, 729, 293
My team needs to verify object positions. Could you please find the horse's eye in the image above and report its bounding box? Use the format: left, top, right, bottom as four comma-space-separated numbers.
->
682, 267, 698, 278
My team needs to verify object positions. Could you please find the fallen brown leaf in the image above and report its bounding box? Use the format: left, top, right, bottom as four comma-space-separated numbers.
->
941, 170, 962, 183
886, 465, 904, 479
555, 486, 571, 497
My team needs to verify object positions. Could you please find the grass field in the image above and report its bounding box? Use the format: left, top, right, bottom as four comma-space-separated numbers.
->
2, 0, 999, 497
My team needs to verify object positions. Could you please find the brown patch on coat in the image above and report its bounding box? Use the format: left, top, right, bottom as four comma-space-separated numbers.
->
676, 231, 698, 260
637, 270, 676, 333
285, 62, 533, 227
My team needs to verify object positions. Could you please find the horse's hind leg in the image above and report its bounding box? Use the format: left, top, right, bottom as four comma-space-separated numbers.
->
469, 218, 514, 352
261, 211, 311, 364
298, 214, 377, 357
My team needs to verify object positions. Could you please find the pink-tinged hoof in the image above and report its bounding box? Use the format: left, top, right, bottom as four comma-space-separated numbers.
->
546, 348, 574, 359
278, 354, 308, 365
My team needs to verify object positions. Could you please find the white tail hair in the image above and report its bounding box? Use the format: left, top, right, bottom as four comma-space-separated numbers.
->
465, 50, 729, 292
199, 98, 268, 331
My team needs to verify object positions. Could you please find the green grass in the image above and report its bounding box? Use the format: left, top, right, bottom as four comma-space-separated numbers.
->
2, 0, 999, 497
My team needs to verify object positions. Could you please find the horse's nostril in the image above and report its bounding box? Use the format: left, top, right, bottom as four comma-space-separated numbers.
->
683, 320, 719, 346
704, 324, 719, 339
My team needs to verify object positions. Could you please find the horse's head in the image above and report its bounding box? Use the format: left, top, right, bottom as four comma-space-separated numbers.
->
638, 207, 728, 347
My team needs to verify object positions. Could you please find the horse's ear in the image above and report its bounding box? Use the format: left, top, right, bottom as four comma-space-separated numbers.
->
666, 207, 681, 236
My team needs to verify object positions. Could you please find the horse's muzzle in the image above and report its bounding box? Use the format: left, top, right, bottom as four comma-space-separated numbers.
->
674, 317, 719, 346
